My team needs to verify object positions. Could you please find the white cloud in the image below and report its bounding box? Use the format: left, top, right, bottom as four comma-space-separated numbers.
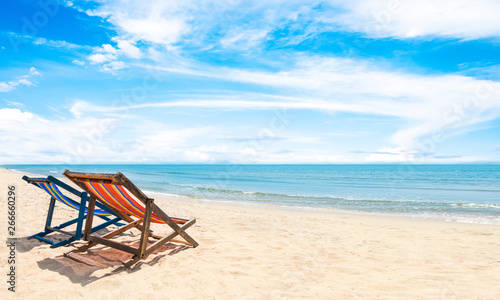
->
117, 40, 141, 58
85, 41, 141, 74
0, 108, 115, 163
32, 37, 88, 50
0, 82, 15, 92
29, 67, 40, 76
88, 53, 115, 64
102, 44, 118, 54
86, 0, 191, 45
77, 0, 500, 61
17, 79, 33, 86
0, 107, 215, 163
2, 99, 497, 163
0, 68, 40, 92
101, 61, 127, 74
220, 28, 270, 50
0, 108, 39, 122
4, 100, 25, 108
330, 0, 500, 39
99, 55, 499, 157
72, 60, 85, 66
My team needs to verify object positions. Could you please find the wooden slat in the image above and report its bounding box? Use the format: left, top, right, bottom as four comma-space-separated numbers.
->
144, 231, 179, 258
116, 172, 150, 203
64, 170, 117, 180
65, 219, 141, 255
63, 170, 121, 184
103, 219, 142, 237
144, 218, 197, 257
89, 235, 139, 255
152, 204, 199, 247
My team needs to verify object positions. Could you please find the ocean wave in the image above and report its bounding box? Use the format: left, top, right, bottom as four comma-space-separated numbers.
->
452, 203, 500, 209
149, 185, 500, 214
185, 186, 458, 206
6, 168, 46, 177
141, 190, 500, 225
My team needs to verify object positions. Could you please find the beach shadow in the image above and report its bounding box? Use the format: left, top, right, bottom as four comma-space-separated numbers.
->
37, 241, 191, 286
16, 236, 46, 253
15, 227, 130, 253
16, 233, 84, 252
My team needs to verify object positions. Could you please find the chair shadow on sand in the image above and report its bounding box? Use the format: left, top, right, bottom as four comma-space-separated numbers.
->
36, 240, 190, 286
16, 227, 128, 253
18, 227, 190, 286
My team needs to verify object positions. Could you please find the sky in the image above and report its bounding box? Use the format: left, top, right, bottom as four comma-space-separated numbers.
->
1, 0, 500, 164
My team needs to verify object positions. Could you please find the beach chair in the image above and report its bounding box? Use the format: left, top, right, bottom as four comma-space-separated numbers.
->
63, 170, 198, 267
22, 175, 123, 248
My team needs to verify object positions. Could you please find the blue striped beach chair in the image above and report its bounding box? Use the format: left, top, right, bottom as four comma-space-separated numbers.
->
22, 175, 123, 248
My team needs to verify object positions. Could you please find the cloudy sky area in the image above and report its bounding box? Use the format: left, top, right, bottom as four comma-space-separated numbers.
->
1, 0, 500, 163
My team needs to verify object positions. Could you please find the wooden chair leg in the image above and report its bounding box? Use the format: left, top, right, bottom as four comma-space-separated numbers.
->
138, 199, 153, 258
83, 195, 96, 241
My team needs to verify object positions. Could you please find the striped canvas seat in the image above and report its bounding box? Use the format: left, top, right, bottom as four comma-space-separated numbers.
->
74, 178, 187, 224
23, 175, 123, 248
34, 181, 110, 216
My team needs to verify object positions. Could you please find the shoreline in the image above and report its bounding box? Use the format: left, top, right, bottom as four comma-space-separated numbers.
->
1, 167, 500, 298
6, 166, 500, 226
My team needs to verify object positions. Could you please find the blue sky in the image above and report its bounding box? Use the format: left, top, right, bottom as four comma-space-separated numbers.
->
1, 0, 500, 163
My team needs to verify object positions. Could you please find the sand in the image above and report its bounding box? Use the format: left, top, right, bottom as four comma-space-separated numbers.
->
0, 167, 499, 299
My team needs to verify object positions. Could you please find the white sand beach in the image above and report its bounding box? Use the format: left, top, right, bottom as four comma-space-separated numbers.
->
1, 167, 500, 299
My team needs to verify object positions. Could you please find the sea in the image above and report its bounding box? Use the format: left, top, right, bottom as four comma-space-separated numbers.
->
4, 164, 500, 225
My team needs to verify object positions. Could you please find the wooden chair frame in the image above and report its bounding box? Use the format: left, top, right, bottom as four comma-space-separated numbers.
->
63, 170, 198, 267
22, 175, 123, 248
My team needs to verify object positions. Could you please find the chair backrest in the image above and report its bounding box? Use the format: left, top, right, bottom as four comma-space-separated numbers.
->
75, 177, 166, 224
23, 176, 111, 216
64, 171, 190, 224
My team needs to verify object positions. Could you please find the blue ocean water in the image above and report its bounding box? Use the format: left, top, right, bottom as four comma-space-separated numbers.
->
5, 164, 500, 224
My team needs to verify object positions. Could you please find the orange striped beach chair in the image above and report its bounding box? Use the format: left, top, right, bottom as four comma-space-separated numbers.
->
63, 170, 198, 267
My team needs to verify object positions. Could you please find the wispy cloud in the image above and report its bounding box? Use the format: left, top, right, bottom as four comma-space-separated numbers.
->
86, 43, 131, 74
33, 37, 89, 50
3, 0, 499, 163
77, 0, 500, 56
0, 68, 41, 92
335, 0, 500, 39
133, 56, 500, 155
72, 60, 85, 66
84, 0, 192, 45
0, 107, 214, 163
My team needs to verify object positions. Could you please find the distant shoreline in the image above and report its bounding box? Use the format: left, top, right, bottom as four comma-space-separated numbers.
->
4, 165, 500, 226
